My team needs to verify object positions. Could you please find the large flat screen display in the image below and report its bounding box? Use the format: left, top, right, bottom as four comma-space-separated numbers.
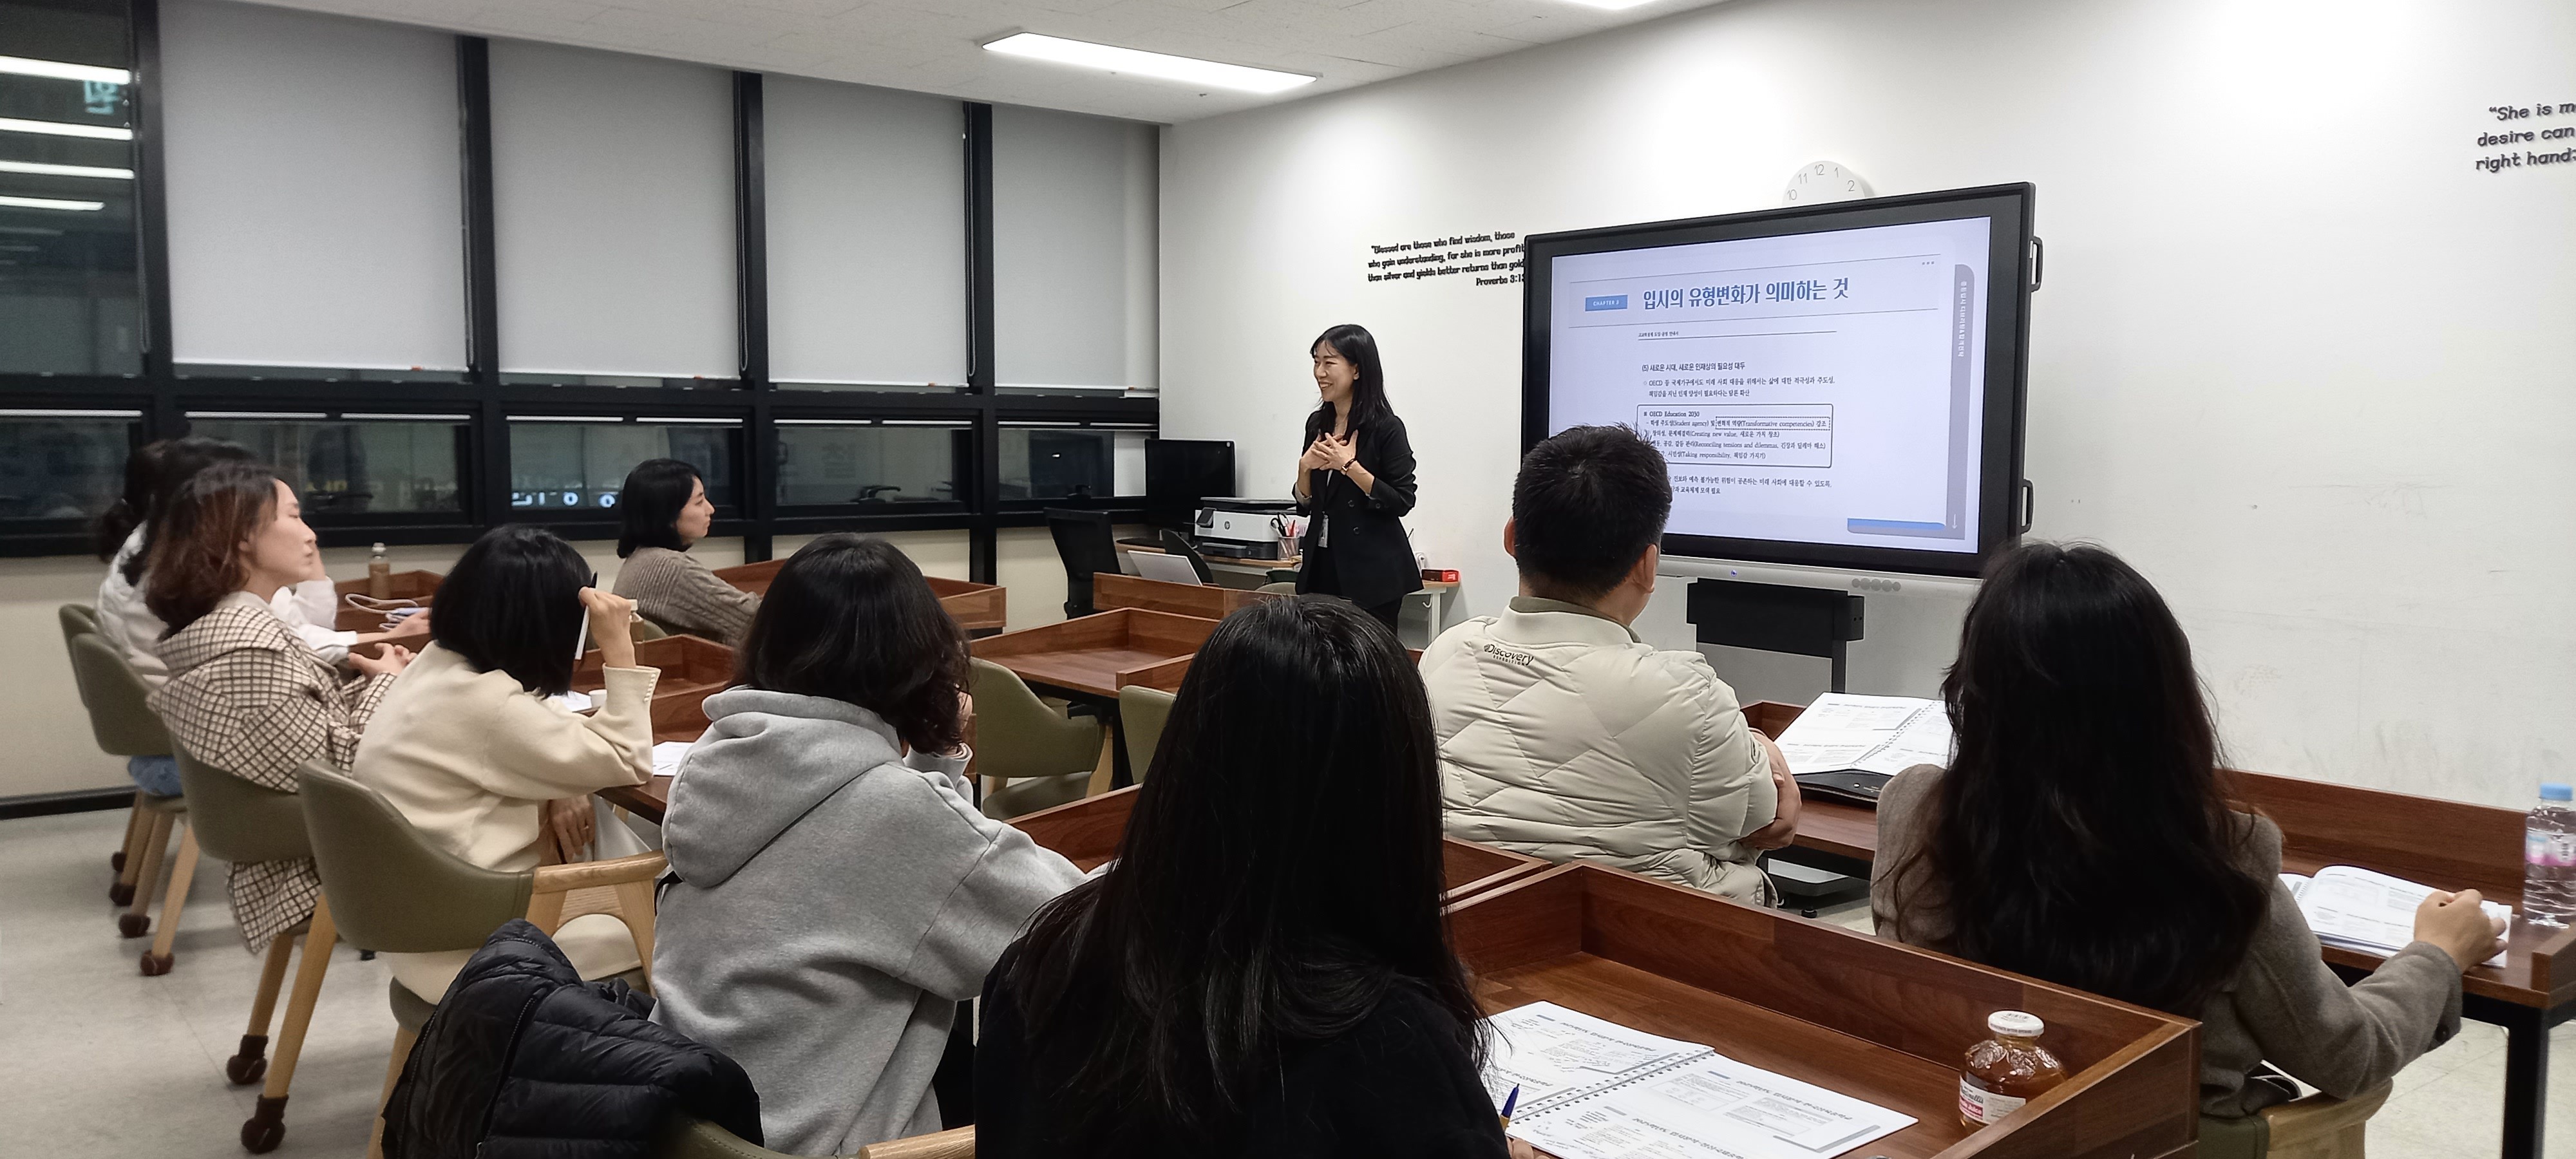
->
1523, 185, 2034, 577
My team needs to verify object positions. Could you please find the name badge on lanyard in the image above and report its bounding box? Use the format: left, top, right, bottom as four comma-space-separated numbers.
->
1318, 514, 1329, 549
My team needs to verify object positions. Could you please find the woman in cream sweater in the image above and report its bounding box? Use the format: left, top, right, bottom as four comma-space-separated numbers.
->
354, 525, 661, 1001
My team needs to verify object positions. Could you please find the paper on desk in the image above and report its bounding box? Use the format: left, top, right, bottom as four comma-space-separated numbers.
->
1772, 693, 1952, 778
1508, 1051, 1916, 1159
2285, 867, 2509, 968
547, 690, 606, 714
651, 741, 693, 782
1483, 1002, 1710, 1115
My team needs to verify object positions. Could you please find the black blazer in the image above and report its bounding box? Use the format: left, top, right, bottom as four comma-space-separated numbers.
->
1294, 410, 1423, 609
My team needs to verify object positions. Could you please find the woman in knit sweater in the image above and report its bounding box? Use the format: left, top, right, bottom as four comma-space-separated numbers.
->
610, 458, 757, 645
146, 462, 413, 954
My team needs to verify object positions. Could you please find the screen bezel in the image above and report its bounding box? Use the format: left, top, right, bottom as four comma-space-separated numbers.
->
1520, 183, 2034, 578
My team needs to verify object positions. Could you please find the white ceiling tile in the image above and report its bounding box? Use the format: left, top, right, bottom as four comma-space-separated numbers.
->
226, 0, 1731, 122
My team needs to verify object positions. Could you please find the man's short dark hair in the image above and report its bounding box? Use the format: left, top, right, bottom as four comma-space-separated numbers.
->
1510, 426, 1672, 600
433, 525, 590, 696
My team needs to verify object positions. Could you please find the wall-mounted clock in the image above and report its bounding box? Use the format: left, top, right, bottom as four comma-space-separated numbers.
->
1784, 161, 1872, 205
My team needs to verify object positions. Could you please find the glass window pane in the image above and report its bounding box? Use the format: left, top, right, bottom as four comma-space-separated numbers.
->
489, 41, 735, 380
0, 0, 143, 375
775, 424, 964, 507
185, 417, 469, 516
161, 1, 466, 372
998, 427, 1147, 501
508, 420, 737, 513
765, 77, 967, 390
991, 105, 1157, 393
0, 412, 135, 519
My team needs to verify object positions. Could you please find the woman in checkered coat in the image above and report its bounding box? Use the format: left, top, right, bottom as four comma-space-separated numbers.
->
144, 461, 416, 954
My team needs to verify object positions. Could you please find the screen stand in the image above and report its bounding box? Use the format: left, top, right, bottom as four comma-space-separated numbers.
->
1685, 579, 1866, 693
1687, 579, 1872, 918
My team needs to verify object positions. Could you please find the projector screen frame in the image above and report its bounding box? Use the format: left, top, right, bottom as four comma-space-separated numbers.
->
1520, 182, 2037, 579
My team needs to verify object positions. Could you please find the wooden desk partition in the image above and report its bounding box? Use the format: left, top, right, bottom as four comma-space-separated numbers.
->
712, 559, 1008, 632
573, 634, 735, 745
970, 608, 1218, 699
1450, 864, 2200, 1159
1092, 572, 1281, 620
330, 569, 442, 632
1009, 786, 1549, 905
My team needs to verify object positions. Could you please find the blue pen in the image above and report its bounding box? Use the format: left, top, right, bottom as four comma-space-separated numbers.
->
1499, 1085, 1520, 1129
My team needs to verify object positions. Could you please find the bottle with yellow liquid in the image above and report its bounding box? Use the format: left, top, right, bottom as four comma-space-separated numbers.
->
1960, 1010, 2065, 1129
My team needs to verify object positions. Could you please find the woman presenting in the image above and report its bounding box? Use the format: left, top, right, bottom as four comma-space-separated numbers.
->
1293, 324, 1421, 630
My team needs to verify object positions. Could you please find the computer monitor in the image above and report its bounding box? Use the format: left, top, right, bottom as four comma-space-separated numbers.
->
1146, 438, 1235, 524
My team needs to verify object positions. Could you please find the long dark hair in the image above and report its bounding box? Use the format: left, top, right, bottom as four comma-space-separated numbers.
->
432, 525, 591, 697
105, 437, 253, 583
143, 460, 281, 634
995, 598, 1481, 1151
734, 534, 970, 754
1303, 323, 1392, 442
1901, 542, 2266, 1013
615, 458, 701, 558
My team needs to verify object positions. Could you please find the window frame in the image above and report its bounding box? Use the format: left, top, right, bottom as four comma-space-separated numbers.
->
0, 12, 1161, 576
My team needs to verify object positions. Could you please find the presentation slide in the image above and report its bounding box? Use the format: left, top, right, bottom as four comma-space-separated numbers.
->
1546, 216, 1993, 554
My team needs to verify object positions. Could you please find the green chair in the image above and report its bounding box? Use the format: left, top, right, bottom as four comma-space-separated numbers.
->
62, 625, 184, 924
1117, 685, 1175, 784
57, 601, 134, 876
59, 601, 99, 646
654, 1118, 973, 1159
170, 748, 341, 1153
969, 659, 1104, 820
2197, 1079, 2391, 1159
298, 765, 663, 1157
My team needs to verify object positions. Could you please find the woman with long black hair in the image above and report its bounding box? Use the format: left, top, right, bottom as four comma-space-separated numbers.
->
1873, 542, 2501, 1121
976, 598, 1509, 1158
1292, 324, 1421, 632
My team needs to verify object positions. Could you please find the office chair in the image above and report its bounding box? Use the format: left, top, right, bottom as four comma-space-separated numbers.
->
1157, 529, 1215, 583
1043, 509, 1122, 618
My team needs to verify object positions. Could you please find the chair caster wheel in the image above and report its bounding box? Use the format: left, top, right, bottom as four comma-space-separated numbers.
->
118, 912, 149, 938
225, 1036, 269, 1085
240, 1096, 287, 1153
109, 882, 135, 905
140, 951, 174, 976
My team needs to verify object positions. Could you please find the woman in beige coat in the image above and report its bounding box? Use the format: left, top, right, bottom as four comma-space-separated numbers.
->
354, 525, 661, 1001
146, 462, 415, 954
1873, 542, 2503, 1122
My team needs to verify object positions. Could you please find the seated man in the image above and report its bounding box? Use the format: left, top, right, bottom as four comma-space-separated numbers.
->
1423, 424, 1798, 901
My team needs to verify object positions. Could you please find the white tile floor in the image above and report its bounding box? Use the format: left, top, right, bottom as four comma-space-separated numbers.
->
5, 806, 2576, 1158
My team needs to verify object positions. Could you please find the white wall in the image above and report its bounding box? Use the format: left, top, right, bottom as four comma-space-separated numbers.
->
1161, 0, 2576, 806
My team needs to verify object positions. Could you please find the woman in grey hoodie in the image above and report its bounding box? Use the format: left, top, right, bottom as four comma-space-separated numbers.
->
650, 534, 1084, 1155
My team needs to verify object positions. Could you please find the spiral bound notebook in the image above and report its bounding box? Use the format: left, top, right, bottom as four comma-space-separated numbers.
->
1482, 1003, 1915, 1159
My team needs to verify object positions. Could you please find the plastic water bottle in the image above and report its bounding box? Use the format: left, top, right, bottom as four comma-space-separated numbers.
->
2522, 784, 2576, 927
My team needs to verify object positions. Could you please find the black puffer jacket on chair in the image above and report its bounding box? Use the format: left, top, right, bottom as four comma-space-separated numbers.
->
383, 919, 762, 1159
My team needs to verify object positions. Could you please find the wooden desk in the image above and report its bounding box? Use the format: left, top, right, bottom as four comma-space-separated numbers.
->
1092, 572, 1282, 620
969, 608, 1218, 699
330, 569, 441, 632
712, 560, 1009, 633
574, 633, 734, 747
1008, 786, 1550, 905
1450, 863, 2199, 1158
1745, 697, 2576, 1159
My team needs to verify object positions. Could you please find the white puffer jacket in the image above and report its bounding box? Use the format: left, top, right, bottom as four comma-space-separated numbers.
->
1424, 598, 1777, 901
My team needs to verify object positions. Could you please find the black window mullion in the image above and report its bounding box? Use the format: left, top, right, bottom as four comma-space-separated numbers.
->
457, 35, 507, 532
734, 70, 773, 563
964, 102, 999, 583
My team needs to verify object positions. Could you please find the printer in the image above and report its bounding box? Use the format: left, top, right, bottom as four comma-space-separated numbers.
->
1191, 498, 1301, 560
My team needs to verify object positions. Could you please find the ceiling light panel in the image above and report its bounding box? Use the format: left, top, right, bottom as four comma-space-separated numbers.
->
0, 117, 131, 140
0, 55, 131, 85
983, 33, 1315, 95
